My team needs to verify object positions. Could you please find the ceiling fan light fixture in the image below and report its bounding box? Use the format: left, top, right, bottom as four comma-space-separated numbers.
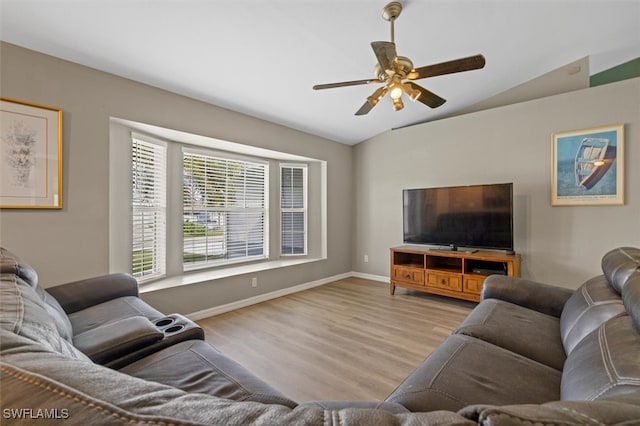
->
392, 97, 404, 111
390, 85, 403, 100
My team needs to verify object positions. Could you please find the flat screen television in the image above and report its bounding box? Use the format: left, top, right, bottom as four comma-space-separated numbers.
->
403, 183, 514, 252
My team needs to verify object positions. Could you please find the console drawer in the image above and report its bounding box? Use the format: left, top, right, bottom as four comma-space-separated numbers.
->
426, 272, 462, 292
463, 276, 485, 295
393, 267, 425, 285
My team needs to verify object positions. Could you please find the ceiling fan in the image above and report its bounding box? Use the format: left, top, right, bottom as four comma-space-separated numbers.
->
312, 2, 486, 116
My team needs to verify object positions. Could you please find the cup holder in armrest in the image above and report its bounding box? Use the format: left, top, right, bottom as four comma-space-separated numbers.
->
164, 324, 185, 334
154, 317, 175, 328
152, 313, 203, 340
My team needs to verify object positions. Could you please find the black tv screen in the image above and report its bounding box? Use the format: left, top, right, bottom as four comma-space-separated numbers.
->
403, 183, 513, 251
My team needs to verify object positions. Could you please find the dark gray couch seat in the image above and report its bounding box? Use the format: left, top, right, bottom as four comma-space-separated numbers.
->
454, 298, 566, 370
120, 339, 298, 408
385, 333, 562, 412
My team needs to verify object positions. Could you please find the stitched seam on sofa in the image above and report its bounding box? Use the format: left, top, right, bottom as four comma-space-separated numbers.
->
558, 406, 606, 426
124, 296, 158, 317
591, 323, 640, 400
563, 300, 624, 343
480, 299, 497, 326
388, 387, 467, 407
428, 338, 469, 388
187, 345, 251, 399
0, 364, 193, 426
2, 273, 23, 334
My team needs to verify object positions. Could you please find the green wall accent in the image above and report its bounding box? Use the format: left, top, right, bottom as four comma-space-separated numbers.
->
590, 57, 640, 87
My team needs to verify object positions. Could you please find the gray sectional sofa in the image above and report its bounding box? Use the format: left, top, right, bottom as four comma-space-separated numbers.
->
1, 246, 639, 425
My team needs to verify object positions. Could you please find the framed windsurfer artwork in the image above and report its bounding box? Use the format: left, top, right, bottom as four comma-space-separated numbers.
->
551, 124, 624, 206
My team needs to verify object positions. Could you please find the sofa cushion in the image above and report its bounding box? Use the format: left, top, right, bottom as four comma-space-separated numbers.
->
0, 272, 90, 362
601, 246, 640, 293
562, 315, 640, 401
454, 298, 565, 370
560, 275, 626, 355
119, 339, 298, 408
68, 296, 165, 335
384, 334, 561, 412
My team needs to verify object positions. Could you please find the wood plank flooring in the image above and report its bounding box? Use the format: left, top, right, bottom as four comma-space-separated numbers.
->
197, 277, 475, 403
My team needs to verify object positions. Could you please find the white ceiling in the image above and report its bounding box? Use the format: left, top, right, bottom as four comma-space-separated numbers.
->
1, 0, 639, 145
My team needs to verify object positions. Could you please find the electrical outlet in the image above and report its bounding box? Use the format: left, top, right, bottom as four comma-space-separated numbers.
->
251, 277, 258, 288
364, 254, 369, 263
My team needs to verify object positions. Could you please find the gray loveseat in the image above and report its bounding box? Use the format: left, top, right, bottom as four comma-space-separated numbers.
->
1, 246, 639, 425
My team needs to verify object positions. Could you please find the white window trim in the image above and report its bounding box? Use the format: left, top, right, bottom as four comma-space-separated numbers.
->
182, 147, 270, 271
109, 118, 328, 289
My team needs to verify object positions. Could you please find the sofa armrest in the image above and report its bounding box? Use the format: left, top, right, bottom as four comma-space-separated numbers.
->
481, 275, 574, 317
46, 273, 139, 314
73, 316, 164, 364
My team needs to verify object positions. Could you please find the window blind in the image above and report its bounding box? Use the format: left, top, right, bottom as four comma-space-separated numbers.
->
131, 135, 167, 280
183, 150, 268, 268
281, 165, 307, 255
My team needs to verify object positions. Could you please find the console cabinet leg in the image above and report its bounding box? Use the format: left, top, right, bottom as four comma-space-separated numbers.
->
390, 283, 396, 295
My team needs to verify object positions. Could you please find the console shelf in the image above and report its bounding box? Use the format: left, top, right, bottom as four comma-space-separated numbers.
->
390, 246, 521, 302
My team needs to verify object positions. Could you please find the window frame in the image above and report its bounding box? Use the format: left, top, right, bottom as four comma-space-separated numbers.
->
131, 133, 167, 281
182, 147, 270, 271
280, 163, 308, 256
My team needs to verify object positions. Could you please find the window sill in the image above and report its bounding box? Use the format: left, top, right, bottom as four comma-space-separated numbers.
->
138, 256, 325, 293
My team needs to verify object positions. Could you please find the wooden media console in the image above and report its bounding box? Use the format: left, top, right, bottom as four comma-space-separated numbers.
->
390, 246, 521, 302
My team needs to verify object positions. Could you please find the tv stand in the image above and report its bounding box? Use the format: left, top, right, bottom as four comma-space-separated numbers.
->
390, 246, 521, 302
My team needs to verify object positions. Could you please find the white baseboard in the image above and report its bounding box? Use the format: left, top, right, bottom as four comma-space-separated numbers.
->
351, 271, 389, 283
187, 271, 353, 320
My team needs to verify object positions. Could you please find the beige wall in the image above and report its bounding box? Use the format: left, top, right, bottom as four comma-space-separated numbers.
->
0, 42, 353, 314
352, 77, 640, 288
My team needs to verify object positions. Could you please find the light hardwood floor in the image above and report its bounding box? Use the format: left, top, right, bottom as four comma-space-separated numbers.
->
197, 277, 475, 402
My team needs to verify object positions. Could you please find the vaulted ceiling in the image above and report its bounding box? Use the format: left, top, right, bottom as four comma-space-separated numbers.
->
2, 1, 639, 144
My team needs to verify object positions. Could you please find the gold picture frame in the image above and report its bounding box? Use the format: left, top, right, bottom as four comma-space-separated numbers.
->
551, 124, 624, 206
0, 97, 62, 208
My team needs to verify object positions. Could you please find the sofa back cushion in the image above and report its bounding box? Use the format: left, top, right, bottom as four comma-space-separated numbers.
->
0, 248, 74, 341
559, 275, 626, 354
0, 268, 89, 362
561, 314, 640, 401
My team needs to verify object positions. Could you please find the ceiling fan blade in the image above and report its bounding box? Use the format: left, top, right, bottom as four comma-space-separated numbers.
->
313, 78, 379, 90
355, 86, 389, 115
410, 54, 486, 80
371, 41, 397, 73
405, 81, 446, 108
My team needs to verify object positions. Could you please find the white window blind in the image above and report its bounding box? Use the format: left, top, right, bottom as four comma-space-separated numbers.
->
183, 150, 268, 268
131, 135, 167, 280
281, 164, 307, 255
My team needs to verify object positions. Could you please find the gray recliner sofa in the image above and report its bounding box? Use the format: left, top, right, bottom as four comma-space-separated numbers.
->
1, 246, 639, 425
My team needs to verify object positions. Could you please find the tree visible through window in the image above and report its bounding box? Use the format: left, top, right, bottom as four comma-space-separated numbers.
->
183, 150, 268, 268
